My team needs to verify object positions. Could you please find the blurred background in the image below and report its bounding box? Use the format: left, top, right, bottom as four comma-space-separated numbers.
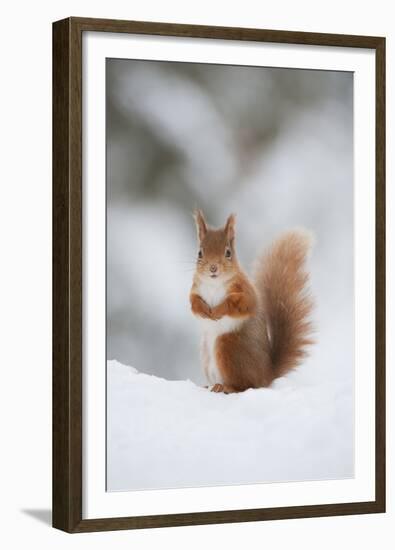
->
106, 59, 353, 386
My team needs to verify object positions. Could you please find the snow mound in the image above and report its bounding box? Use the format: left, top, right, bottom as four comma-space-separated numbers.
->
107, 360, 353, 492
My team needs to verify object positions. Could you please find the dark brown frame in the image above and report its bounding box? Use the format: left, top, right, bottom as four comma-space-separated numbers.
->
53, 16, 386, 533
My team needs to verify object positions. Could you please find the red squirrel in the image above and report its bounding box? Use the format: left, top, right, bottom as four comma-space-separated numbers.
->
190, 210, 314, 393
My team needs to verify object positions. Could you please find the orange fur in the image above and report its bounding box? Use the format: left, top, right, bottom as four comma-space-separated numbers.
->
211, 278, 258, 320
190, 211, 314, 392
190, 293, 212, 319
253, 230, 314, 378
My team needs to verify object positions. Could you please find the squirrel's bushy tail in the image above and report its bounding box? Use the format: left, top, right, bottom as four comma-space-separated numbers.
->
254, 229, 314, 379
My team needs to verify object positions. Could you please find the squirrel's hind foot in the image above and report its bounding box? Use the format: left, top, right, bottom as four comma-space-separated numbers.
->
210, 383, 240, 394
210, 383, 224, 393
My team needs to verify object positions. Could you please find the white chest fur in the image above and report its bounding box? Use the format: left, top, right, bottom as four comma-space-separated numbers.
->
196, 278, 243, 385
198, 277, 227, 309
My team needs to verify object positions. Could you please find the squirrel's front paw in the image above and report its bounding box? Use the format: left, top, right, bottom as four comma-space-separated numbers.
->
208, 313, 221, 321
209, 305, 224, 321
210, 383, 224, 393
199, 309, 212, 320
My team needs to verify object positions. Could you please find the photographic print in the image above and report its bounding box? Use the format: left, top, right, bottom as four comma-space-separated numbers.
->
106, 59, 354, 492
53, 18, 385, 532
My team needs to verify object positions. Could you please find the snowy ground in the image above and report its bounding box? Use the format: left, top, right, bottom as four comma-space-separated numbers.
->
107, 359, 354, 492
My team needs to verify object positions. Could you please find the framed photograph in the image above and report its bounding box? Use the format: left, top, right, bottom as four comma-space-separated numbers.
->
53, 17, 385, 532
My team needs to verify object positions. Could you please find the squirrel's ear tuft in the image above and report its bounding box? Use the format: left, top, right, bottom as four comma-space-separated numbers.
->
225, 213, 236, 243
193, 209, 208, 241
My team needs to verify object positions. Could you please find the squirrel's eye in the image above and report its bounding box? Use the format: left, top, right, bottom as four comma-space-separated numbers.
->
198, 249, 203, 259
225, 248, 232, 259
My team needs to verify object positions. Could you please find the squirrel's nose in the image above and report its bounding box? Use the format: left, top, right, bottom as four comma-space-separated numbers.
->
210, 264, 218, 273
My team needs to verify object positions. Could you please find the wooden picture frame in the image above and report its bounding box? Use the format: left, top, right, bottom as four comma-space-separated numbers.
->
53, 16, 385, 533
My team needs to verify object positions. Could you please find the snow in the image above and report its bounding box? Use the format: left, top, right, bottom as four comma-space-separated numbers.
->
107, 359, 353, 492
